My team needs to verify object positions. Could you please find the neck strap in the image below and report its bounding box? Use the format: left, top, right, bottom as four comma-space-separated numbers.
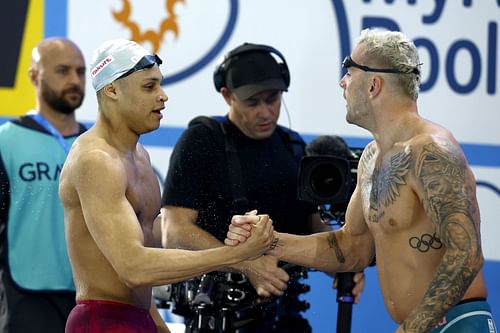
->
28, 113, 71, 154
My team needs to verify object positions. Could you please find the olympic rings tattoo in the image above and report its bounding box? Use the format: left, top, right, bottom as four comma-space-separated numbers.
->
409, 233, 443, 252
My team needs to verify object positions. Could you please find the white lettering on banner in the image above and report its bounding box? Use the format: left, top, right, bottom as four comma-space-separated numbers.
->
335, 1, 499, 94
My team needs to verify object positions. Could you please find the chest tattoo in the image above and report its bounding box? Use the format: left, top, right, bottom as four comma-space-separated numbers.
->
369, 147, 411, 223
409, 232, 443, 252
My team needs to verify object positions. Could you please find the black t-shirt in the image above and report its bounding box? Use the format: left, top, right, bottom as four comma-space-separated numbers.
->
162, 116, 317, 241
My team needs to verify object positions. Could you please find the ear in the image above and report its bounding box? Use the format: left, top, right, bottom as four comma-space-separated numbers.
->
220, 87, 233, 106
29, 67, 38, 86
102, 83, 119, 100
369, 75, 383, 98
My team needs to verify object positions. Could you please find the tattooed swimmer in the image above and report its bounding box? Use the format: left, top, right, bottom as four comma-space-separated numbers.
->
226, 29, 497, 333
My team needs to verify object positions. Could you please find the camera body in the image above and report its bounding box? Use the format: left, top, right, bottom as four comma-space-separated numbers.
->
297, 147, 362, 225
154, 266, 311, 332
298, 148, 362, 205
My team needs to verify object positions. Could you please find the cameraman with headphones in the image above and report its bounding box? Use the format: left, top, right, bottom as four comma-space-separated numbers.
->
160, 43, 364, 332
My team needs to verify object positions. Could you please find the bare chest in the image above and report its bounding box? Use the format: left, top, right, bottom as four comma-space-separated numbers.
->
124, 160, 161, 224
360, 147, 417, 228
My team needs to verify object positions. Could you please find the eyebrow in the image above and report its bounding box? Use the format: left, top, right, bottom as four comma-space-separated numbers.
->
140, 75, 164, 85
54, 64, 86, 70
137, 68, 163, 81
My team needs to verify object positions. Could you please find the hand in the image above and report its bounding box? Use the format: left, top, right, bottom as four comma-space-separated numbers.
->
242, 255, 290, 298
225, 210, 266, 246
332, 271, 365, 304
234, 214, 274, 260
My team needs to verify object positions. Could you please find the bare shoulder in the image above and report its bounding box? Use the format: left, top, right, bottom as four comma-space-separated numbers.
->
407, 120, 459, 151
408, 129, 468, 175
407, 128, 479, 225
63, 131, 127, 188
360, 140, 377, 160
136, 142, 152, 163
358, 140, 377, 172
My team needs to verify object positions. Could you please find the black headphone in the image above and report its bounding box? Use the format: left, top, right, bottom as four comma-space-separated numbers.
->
213, 43, 290, 92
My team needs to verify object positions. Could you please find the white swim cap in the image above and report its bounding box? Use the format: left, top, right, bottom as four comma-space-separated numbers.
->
90, 39, 161, 91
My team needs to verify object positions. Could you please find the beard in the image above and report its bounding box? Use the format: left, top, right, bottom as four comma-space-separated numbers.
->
41, 80, 85, 115
345, 90, 370, 128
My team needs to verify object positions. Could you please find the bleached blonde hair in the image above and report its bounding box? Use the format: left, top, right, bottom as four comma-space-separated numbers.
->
357, 29, 421, 101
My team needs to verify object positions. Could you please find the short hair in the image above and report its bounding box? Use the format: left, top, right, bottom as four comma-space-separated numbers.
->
305, 135, 352, 159
357, 29, 421, 101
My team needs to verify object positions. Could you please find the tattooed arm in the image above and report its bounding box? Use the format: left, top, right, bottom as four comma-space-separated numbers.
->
266, 181, 375, 273
400, 137, 484, 332
226, 144, 376, 272
234, 143, 377, 273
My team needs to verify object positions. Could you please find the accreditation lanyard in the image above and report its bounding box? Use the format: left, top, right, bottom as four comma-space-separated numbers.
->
28, 113, 71, 155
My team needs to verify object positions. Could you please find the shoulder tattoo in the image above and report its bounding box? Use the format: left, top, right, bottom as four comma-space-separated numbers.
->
404, 141, 481, 331
415, 141, 470, 233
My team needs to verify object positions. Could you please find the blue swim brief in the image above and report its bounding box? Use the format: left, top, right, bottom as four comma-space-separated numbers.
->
430, 298, 497, 333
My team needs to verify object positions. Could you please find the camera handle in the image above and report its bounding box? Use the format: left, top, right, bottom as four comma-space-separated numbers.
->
336, 271, 355, 333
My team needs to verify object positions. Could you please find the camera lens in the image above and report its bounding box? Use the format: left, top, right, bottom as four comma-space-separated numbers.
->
310, 162, 344, 198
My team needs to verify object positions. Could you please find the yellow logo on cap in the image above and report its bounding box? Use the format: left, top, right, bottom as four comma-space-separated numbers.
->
112, 0, 185, 53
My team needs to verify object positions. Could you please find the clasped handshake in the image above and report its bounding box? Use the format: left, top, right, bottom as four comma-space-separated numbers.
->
224, 210, 280, 257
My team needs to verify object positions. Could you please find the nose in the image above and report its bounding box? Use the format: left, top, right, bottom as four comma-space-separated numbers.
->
339, 76, 346, 89
159, 89, 168, 103
259, 99, 279, 117
69, 70, 85, 87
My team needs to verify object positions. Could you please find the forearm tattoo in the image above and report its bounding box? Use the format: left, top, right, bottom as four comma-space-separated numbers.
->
403, 141, 481, 331
327, 233, 345, 264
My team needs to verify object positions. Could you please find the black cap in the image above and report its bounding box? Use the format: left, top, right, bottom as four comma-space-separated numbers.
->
225, 51, 288, 100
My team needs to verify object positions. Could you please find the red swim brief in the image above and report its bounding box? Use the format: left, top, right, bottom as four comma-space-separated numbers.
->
65, 299, 158, 333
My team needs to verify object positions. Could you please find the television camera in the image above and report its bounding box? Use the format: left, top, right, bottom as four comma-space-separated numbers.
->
297, 135, 363, 333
